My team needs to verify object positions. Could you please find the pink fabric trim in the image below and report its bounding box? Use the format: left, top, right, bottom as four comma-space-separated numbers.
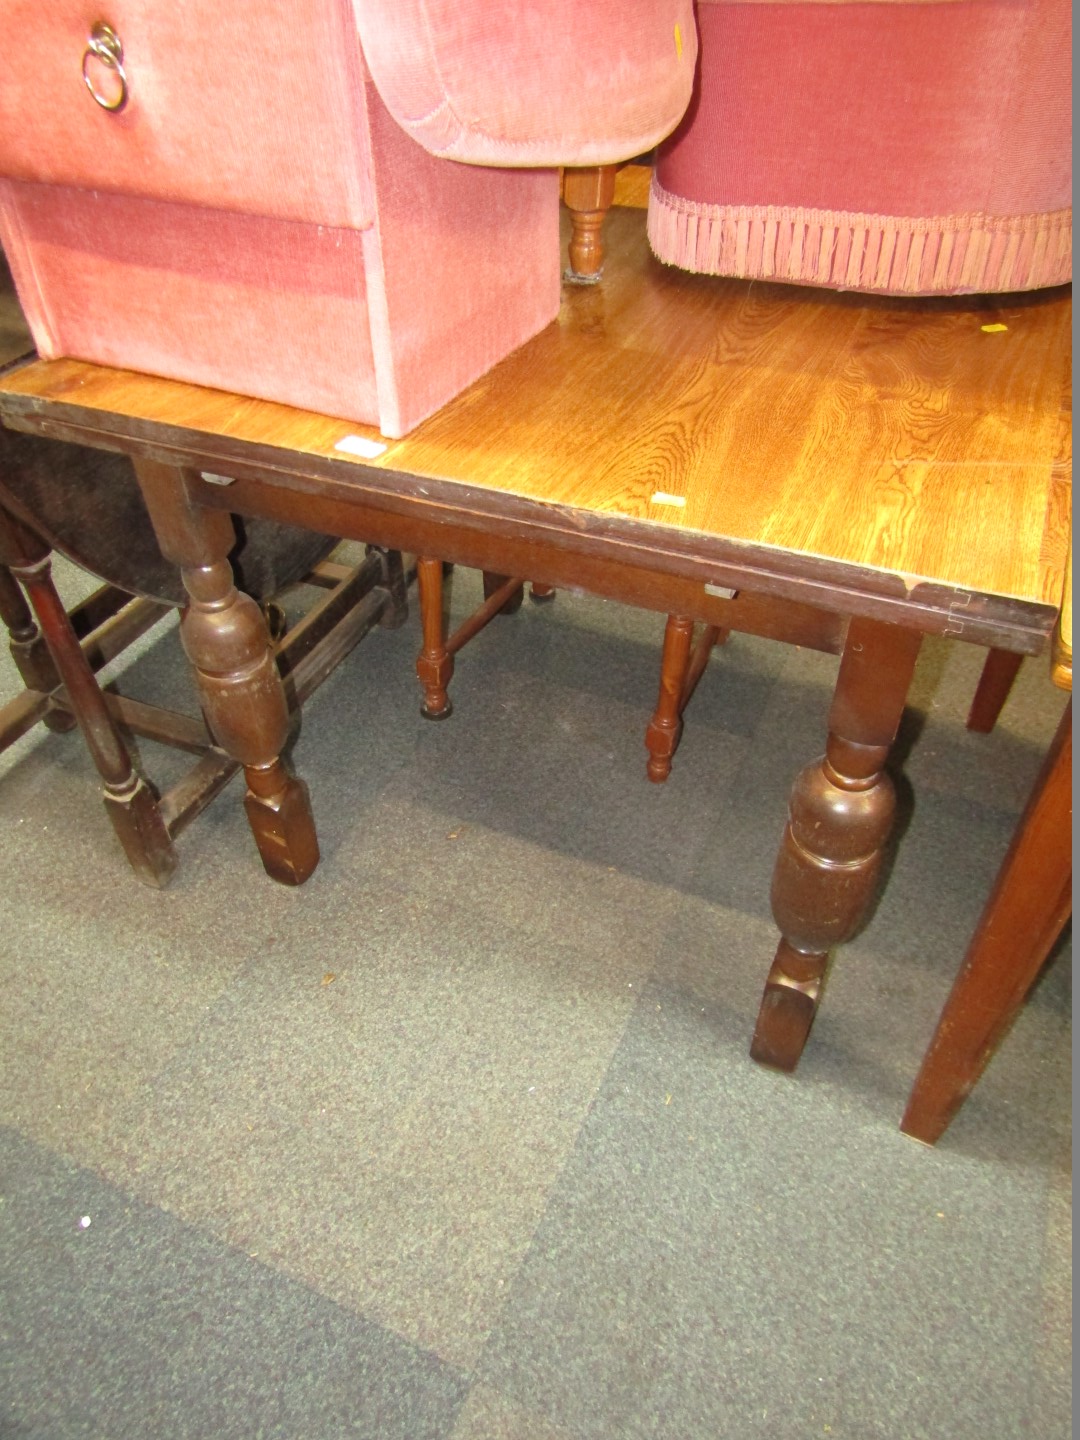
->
647, 178, 1072, 294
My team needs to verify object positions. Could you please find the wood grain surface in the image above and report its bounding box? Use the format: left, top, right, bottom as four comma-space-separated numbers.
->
0, 207, 1069, 617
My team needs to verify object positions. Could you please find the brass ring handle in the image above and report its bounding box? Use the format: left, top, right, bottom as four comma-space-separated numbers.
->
82, 22, 128, 112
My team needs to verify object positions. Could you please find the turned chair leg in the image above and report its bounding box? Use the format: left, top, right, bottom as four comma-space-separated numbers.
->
751, 618, 923, 1071
0, 505, 177, 886
416, 555, 454, 720
645, 614, 727, 783
563, 165, 618, 284
416, 560, 545, 719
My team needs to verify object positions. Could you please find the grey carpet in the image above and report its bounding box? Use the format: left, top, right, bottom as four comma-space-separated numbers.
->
0, 551, 1070, 1440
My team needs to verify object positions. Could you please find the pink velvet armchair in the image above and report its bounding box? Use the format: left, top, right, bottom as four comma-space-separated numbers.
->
0, 0, 696, 438
648, 0, 1071, 296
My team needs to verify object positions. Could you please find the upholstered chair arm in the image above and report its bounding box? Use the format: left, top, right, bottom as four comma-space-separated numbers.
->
352, 0, 698, 167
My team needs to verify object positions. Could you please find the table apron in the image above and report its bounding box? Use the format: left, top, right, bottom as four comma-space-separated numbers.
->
0, 409, 1058, 656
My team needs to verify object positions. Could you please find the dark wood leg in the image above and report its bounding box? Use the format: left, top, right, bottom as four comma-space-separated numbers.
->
416, 555, 454, 720
0, 513, 78, 734
646, 614, 694, 783
967, 648, 1024, 733
0, 506, 177, 886
901, 699, 1072, 1144
372, 545, 409, 629
562, 165, 618, 284
133, 459, 318, 885
752, 618, 923, 1071
0, 557, 60, 694
482, 570, 524, 615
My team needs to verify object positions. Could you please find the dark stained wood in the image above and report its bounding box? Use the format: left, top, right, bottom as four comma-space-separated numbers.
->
132, 458, 319, 885
0, 556, 60, 693
189, 476, 852, 652
0, 503, 177, 886
904, 548, 1073, 1139
901, 699, 1072, 1143
0, 416, 332, 606
481, 570, 525, 615
683, 624, 726, 707
966, 648, 1024, 732
752, 618, 924, 1070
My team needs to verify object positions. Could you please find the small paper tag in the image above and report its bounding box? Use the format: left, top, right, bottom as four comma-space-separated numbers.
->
334, 434, 388, 459
200, 471, 235, 486
980, 323, 1008, 334
704, 583, 738, 600
651, 491, 686, 508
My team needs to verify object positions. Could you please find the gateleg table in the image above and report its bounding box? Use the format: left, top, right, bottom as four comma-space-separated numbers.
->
0, 207, 1069, 1072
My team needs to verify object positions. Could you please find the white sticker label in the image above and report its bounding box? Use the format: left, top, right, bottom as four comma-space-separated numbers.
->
704, 583, 738, 600
651, 491, 686, 507
334, 434, 388, 460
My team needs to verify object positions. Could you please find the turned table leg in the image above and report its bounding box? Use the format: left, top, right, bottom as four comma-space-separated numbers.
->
562, 165, 618, 284
901, 699, 1072, 1144
134, 459, 319, 885
0, 505, 176, 885
751, 618, 923, 1071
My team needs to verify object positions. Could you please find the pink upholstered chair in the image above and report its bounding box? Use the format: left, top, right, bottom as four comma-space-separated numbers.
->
0, 0, 696, 438
648, 0, 1071, 296
638, 0, 1072, 779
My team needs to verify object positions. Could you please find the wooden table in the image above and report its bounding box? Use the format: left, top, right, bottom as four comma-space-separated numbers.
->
0, 207, 1069, 1072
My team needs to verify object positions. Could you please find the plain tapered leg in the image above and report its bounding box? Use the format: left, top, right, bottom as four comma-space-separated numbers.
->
901, 699, 1072, 1144
967, 648, 1024, 733
751, 618, 924, 1071
133, 459, 319, 885
0, 504, 176, 885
